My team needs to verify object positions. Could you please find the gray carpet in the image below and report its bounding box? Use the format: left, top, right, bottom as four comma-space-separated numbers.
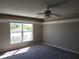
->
0, 45, 79, 59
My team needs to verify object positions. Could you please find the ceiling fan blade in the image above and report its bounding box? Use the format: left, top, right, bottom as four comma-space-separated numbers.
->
38, 13, 45, 15
51, 13, 61, 16
48, 0, 69, 8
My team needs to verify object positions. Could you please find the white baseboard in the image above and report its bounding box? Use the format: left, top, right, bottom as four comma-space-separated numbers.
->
44, 42, 79, 54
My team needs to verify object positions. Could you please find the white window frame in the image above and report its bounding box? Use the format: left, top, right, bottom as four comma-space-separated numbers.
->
10, 22, 33, 44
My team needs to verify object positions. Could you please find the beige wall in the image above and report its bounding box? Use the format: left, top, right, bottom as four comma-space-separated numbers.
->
43, 18, 79, 53
33, 23, 43, 42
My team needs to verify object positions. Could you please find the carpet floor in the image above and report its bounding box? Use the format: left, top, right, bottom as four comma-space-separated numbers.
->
0, 44, 79, 59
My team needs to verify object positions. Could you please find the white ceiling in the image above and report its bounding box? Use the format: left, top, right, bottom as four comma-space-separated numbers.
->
0, 0, 79, 19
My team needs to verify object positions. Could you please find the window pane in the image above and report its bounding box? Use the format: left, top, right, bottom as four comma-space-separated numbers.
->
23, 24, 33, 42
10, 32, 22, 44
10, 23, 22, 44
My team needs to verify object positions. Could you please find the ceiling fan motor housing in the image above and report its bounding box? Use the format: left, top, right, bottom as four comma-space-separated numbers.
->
45, 9, 52, 17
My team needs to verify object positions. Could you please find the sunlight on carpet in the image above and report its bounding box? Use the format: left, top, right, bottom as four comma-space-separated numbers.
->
0, 47, 30, 59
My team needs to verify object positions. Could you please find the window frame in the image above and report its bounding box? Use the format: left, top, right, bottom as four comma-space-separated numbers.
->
9, 22, 33, 44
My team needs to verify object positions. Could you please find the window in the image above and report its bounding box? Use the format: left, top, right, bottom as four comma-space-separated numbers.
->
10, 23, 33, 44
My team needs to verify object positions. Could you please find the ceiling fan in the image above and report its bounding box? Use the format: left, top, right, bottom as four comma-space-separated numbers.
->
37, 0, 69, 19
38, 6, 61, 18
